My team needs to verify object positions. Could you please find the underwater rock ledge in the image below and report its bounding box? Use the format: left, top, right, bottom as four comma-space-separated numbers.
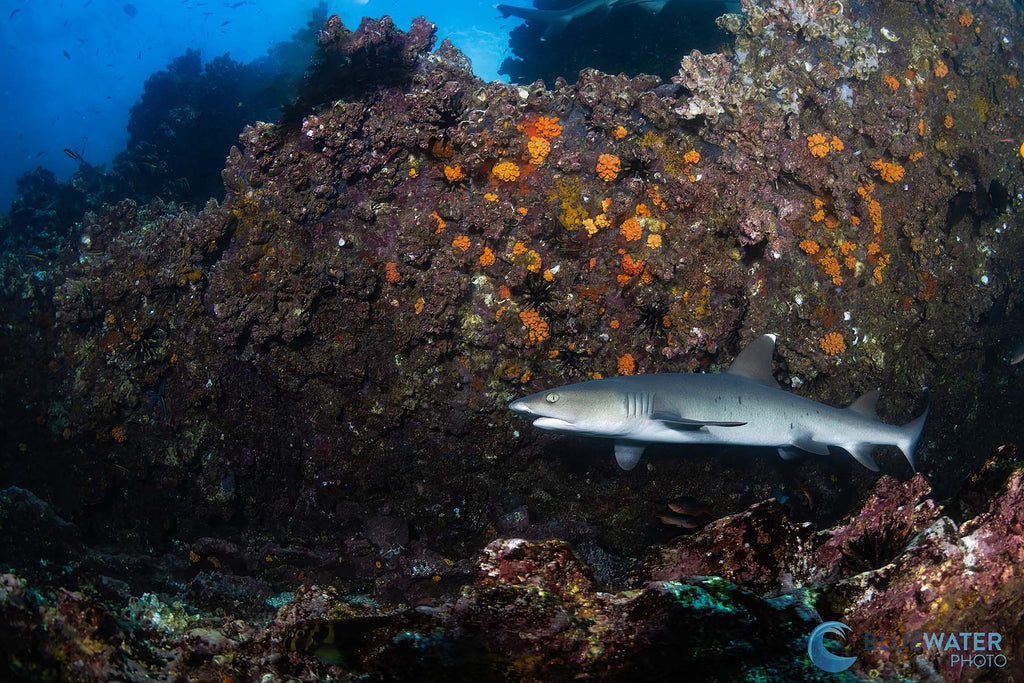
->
2, 449, 1023, 680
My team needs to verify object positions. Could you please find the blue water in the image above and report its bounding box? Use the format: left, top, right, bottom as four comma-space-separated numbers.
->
0, 0, 511, 211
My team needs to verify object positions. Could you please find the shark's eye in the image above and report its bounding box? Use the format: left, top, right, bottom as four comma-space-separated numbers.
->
545, 392, 559, 404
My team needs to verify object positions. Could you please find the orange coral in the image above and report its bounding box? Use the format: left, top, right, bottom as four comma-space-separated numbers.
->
946, 90, 956, 103
617, 353, 636, 376
414, 298, 424, 314
871, 159, 905, 183
934, 60, 948, 78
430, 210, 446, 233
527, 136, 551, 165
884, 75, 900, 90
444, 165, 465, 182
385, 261, 402, 283
534, 116, 562, 138
820, 250, 843, 285
611, 125, 627, 140
944, 114, 954, 129
492, 161, 520, 182
799, 240, 820, 254
810, 209, 826, 223
839, 240, 856, 256
819, 332, 846, 355
597, 154, 621, 181
620, 254, 644, 276
807, 133, 830, 157
520, 308, 550, 345
909, 152, 923, 162
111, 426, 127, 443
479, 247, 495, 267
684, 150, 701, 164
830, 136, 844, 152
647, 234, 662, 250
958, 12, 973, 26
619, 216, 642, 241
451, 235, 471, 252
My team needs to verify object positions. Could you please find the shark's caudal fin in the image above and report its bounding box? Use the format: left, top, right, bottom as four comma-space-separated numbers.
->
895, 390, 931, 472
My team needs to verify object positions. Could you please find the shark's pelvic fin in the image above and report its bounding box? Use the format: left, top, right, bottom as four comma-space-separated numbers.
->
614, 441, 645, 470
792, 438, 830, 455
778, 446, 803, 461
651, 411, 746, 428
847, 388, 880, 419
725, 334, 781, 389
841, 443, 880, 471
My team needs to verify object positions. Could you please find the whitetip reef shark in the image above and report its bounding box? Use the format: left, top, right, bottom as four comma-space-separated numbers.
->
510, 334, 929, 472
495, 0, 688, 41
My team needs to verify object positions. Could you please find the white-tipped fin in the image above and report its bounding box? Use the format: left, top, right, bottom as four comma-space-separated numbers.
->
847, 388, 880, 419
614, 441, 645, 470
725, 334, 781, 388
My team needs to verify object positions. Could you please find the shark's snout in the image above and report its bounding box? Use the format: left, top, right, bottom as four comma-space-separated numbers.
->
509, 399, 534, 415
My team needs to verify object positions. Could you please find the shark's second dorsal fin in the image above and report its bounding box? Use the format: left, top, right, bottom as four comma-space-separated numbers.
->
847, 388, 880, 419
725, 334, 780, 389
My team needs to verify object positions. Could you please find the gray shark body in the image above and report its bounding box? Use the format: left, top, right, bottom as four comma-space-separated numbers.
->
495, 0, 673, 40
510, 335, 929, 471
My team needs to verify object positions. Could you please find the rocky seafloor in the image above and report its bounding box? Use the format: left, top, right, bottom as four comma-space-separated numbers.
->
1, 0, 1023, 679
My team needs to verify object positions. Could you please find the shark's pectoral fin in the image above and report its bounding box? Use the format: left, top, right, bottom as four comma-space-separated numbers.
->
842, 443, 880, 471
614, 441, 645, 470
777, 446, 804, 461
651, 412, 747, 429
792, 438, 831, 455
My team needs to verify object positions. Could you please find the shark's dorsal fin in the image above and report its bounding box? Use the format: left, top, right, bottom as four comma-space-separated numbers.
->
614, 441, 644, 470
847, 388, 880, 419
725, 334, 780, 388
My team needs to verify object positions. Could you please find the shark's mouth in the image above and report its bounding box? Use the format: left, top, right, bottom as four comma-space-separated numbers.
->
532, 417, 574, 430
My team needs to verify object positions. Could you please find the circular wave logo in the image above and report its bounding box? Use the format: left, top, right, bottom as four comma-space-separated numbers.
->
808, 621, 858, 673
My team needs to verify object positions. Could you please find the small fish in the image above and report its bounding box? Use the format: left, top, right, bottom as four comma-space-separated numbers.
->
221, 19, 230, 25
21, 252, 46, 262
286, 616, 397, 664
229, 1, 245, 7
123, 3, 137, 17
63, 148, 83, 161
1007, 340, 1024, 366
666, 496, 715, 518
9, 8, 20, 18
659, 514, 702, 529
62, 49, 70, 59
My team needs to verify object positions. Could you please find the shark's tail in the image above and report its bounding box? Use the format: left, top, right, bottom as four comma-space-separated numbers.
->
895, 389, 930, 472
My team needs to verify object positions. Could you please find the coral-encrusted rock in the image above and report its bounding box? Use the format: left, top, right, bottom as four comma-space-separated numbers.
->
645, 499, 813, 591
453, 538, 823, 680
834, 465, 1024, 681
